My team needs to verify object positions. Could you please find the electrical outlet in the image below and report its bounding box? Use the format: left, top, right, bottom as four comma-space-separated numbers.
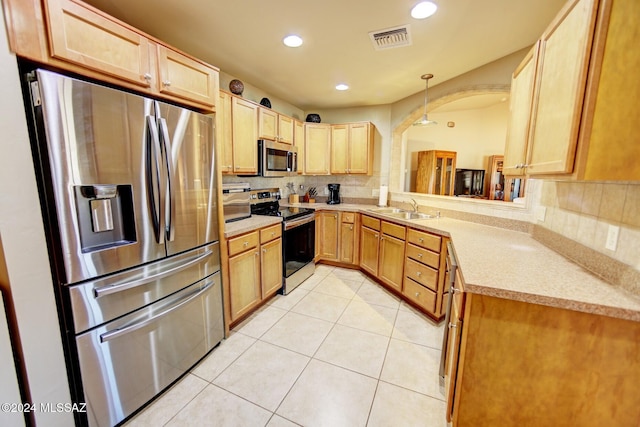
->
535, 206, 546, 222
605, 225, 619, 251
323, 187, 329, 195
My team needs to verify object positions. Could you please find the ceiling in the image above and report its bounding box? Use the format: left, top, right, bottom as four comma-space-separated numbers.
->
83, 0, 567, 110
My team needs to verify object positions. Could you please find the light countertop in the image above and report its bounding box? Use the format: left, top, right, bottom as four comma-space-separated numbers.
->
224, 204, 640, 322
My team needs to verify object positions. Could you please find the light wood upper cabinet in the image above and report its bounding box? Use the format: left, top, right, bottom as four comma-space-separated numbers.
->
503, 43, 539, 176
304, 123, 331, 175
503, 0, 639, 181
330, 122, 373, 175
6, 0, 219, 111
44, 0, 152, 88
231, 97, 259, 174
217, 91, 233, 174
156, 44, 217, 108
526, 0, 598, 175
293, 120, 304, 174
258, 107, 294, 144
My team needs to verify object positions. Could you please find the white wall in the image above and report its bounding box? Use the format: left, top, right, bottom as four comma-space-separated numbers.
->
0, 6, 73, 426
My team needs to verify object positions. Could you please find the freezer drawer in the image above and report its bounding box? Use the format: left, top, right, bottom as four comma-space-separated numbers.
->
76, 272, 223, 427
68, 242, 220, 333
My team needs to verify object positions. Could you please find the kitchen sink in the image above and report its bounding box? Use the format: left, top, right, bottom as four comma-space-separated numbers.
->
387, 211, 434, 220
368, 208, 434, 220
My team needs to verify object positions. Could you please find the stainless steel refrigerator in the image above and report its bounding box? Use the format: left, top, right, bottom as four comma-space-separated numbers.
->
25, 69, 224, 427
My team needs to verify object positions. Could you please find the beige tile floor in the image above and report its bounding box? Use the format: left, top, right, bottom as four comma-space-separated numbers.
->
124, 265, 447, 427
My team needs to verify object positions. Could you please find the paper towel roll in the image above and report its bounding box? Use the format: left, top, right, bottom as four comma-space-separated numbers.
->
378, 185, 388, 207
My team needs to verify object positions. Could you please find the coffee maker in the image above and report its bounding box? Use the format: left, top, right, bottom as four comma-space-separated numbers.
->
327, 183, 341, 204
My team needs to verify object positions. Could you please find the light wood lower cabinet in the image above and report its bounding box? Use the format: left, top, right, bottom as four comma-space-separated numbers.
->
227, 224, 282, 324
228, 231, 261, 322
316, 211, 360, 266
447, 291, 640, 426
359, 218, 380, 276
377, 222, 405, 291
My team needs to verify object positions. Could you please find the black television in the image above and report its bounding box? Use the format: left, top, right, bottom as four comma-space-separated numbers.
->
454, 169, 485, 197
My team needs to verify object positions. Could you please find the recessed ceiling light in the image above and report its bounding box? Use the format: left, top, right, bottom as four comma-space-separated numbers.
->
411, 1, 438, 19
283, 35, 303, 47
336, 84, 349, 91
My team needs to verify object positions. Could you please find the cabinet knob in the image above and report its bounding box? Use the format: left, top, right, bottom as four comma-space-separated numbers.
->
271, 232, 275, 236
162, 80, 171, 87
143, 73, 152, 81
418, 253, 423, 258
449, 322, 457, 329
334, 214, 338, 218
415, 292, 420, 297
349, 225, 353, 230
262, 248, 266, 253
374, 234, 379, 238
243, 241, 248, 247
416, 271, 421, 277
419, 237, 424, 242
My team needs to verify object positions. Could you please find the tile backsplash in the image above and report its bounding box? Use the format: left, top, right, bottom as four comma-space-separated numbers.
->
538, 181, 640, 270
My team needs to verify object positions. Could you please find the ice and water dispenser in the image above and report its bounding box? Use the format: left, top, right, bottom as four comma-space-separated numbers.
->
74, 184, 136, 252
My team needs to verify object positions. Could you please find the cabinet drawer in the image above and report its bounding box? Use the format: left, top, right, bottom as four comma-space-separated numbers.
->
342, 212, 356, 224
404, 258, 438, 291
403, 277, 436, 312
362, 215, 380, 231
381, 221, 406, 240
228, 231, 259, 257
260, 224, 282, 243
407, 228, 441, 252
406, 243, 440, 269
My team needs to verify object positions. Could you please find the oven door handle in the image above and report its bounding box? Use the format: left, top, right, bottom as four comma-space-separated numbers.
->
284, 214, 315, 230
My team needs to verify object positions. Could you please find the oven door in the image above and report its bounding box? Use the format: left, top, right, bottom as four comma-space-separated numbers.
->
282, 214, 315, 293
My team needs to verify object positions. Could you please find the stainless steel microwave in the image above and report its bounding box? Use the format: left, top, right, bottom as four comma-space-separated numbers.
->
258, 140, 297, 177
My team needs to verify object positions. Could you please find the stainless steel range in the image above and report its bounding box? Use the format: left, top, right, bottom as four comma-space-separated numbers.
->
250, 188, 315, 294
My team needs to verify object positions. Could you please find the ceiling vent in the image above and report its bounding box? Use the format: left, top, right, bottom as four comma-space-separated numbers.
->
369, 25, 412, 50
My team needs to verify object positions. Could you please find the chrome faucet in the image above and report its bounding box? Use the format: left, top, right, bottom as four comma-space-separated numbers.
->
410, 198, 418, 212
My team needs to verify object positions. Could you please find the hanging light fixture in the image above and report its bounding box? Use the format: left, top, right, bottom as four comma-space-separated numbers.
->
413, 73, 437, 126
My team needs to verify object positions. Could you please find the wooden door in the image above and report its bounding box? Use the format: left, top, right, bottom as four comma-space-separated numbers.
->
359, 226, 379, 276
278, 115, 294, 144
229, 249, 261, 322
339, 219, 357, 264
261, 238, 283, 297
527, 0, 598, 175
348, 123, 371, 174
503, 43, 539, 176
231, 97, 258, 174
258, 107, 278, 141
378, 234, 405, 291
330, 124, 349, 174
156, 44, 217, 108
294, 120, 304, 174
45, 0, 151, 88
317, 212, 339, 261
304, 124, 330, 175
217, 92, 233, 174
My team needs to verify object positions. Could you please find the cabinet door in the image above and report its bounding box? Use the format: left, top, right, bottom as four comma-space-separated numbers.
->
44, 0, 151, 88
527, 0, 598, 175
378, 234, 405, 291
231, 97, 258, 174
503, 44, 539, 176
258, 107, 278, 141
339, 221, 356, 264
317, 212, 339, 260
229, 249, 261, 322
330, 125, 349, 174
360, 226, 379, 276
156, 44, 217, 108
348, 123, 371, 174
261, 238, 283, 297
278, 115, 294, 144
217, 92, 233, 174
294, 120, 305, 174
304, 124, 331, 175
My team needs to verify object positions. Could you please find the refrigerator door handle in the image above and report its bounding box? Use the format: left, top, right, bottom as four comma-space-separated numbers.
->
146, 115, 166, 244
99, 280, 214, 343
93, 249, 213, 298
159, 117, 176, 242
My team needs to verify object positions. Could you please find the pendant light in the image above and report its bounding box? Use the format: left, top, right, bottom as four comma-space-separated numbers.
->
413, 73, 437, 126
